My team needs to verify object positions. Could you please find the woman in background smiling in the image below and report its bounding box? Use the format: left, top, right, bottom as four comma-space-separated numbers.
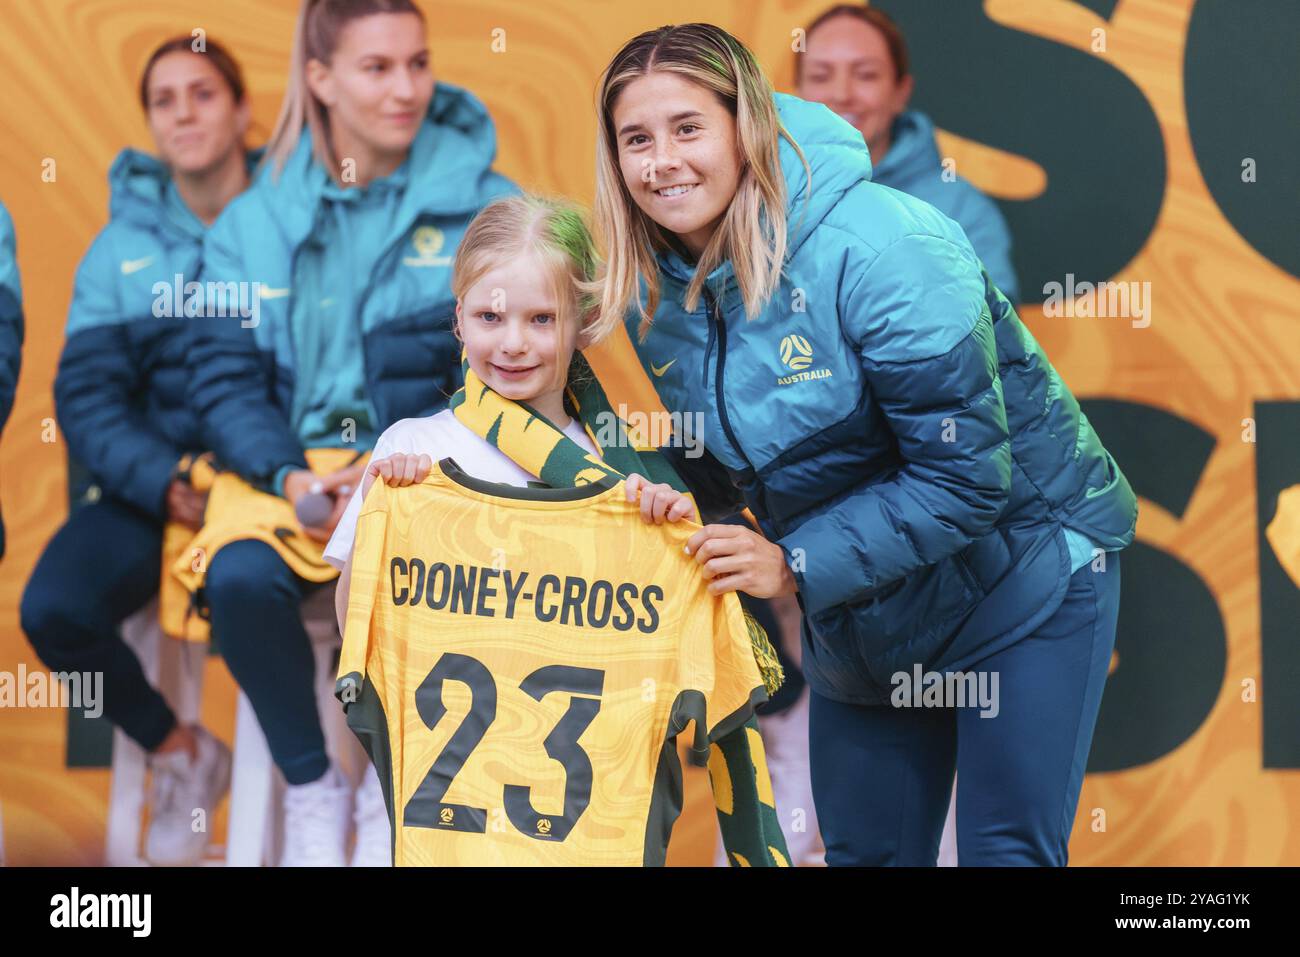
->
796, 4, 1019, 301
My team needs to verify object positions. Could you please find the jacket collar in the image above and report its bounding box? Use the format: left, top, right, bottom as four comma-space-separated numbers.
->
870, 110, 939, 188
107, 146, 263, 239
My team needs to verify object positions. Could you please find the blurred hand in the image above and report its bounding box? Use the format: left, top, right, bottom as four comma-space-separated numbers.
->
165, 479, 207, 531
312, 462, 369, 541
283, 463, 366, 544
320, 461, 367, 498
282, 469, 317, 508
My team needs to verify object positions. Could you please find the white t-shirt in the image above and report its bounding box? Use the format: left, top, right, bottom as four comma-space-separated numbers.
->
323, 409, 600, 569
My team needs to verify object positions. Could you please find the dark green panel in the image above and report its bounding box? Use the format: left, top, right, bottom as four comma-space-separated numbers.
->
1255, 401, 1300, 768
872, 0, 1165, 301
1089, 542, 1226, 771
1079, 398, 1215, 519
1078, 399, 1225, 771
1185, 0, 1300, 278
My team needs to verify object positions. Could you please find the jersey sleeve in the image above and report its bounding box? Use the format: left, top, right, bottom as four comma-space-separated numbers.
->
334, 484, 400, 838
335, 483, 390, 713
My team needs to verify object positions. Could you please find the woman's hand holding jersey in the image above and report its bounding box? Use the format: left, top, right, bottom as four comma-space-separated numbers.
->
685, 523, 798, 600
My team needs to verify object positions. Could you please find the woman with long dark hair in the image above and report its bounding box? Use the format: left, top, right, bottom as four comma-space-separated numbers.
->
21, 35, 255, 867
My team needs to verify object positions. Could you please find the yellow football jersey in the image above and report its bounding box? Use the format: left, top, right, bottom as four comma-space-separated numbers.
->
336, 458, 768, 866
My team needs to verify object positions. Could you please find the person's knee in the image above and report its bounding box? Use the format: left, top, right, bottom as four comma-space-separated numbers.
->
20, 569, 87, 664
205, 540, 294, 612
956, 784, 1069, 866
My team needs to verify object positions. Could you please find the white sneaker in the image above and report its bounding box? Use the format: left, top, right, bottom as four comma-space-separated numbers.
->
280, 763, 351, 867
145, 725, 231, 866
350, 763, 392, 866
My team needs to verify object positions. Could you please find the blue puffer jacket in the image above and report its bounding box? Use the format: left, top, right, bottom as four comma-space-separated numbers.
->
0, 202, 23, 558
873, 110, 1019, 302
54, 149, 239, 519
188, 82, 517, 490
633, 94, 1137, 705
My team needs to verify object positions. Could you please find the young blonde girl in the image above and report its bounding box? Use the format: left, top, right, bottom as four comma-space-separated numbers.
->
325, 192, 788, 866
325, 193, 692, 607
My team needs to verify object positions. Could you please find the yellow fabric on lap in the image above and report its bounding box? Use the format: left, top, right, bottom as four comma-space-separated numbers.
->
161, 448, 367, 641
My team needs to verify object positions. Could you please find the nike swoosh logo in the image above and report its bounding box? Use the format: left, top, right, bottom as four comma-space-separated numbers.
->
120, 256, 155, 275
651, 358, 677, 377
259, 286, 292, 299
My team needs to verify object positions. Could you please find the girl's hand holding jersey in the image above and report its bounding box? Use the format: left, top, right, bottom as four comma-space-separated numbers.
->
364, 452, 434, 493
623, 471, 697, 524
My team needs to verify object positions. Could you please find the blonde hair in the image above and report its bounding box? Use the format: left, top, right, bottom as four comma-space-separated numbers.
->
264, 0, 425, 179
452, 195, 606, 391
593, 23, 810, 341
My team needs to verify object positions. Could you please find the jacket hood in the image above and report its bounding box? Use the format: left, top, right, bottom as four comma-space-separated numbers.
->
656, 92, 873, 286
107, 149, 196, 237
775, 92, 874, 257
871, 110, 941, 190
264, 80, 505, 244
108, 146, 263, 238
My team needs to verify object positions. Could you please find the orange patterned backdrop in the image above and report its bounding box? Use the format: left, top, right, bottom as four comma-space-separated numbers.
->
0, 0, 1297, 866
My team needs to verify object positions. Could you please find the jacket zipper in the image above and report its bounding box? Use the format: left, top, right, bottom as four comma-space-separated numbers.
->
703, 286, 753, 473
700, 286, 717, 391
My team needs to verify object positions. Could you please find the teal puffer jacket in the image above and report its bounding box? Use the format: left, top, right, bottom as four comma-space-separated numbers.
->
632, 93, 1137, 704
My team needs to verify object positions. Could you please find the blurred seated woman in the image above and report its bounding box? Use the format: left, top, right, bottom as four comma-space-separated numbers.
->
20, 36, 256, 866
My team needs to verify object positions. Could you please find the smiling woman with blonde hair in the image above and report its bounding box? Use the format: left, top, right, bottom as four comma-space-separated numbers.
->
591, 22, 1137, 866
